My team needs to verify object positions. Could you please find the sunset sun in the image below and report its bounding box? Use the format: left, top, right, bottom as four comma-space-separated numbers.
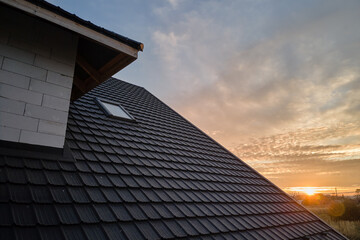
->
304, 188, 316, 196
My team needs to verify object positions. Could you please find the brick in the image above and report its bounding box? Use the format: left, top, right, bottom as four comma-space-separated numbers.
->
38, 120, 66, 136
46, 71, 73, 88
2, 58, 47, 80
29, 79, 71, 99
20, 130, 64, 148
42, 95, 70, 112
0, 43, 35, 64
0, 69, 30, 89
34, 55, 74, 77
0, 83, 42, 105
25, 104, 68, 124
0, 97, 25, 115
0, 111, 38, 131
0, 126, 20, 142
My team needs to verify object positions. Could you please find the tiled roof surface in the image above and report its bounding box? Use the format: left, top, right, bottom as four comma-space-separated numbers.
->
0, 78, 346, 239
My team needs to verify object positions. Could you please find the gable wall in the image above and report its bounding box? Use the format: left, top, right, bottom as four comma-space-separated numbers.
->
0, 5, 78, 148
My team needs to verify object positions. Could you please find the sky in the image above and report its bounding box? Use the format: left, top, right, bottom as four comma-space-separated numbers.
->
48, 0, 360, 195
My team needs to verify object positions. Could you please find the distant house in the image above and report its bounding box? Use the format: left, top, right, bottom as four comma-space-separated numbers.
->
0, 0, 347, 239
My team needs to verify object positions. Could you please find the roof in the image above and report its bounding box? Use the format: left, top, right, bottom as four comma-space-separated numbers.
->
23, 0, 143, 51
0, 78, 346, 240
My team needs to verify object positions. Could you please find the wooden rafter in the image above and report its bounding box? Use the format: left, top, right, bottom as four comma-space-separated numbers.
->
80, 53, 134, 87
76, 55, 102, 83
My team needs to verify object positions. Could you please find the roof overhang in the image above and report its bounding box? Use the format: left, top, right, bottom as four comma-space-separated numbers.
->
0, 0, 144, 101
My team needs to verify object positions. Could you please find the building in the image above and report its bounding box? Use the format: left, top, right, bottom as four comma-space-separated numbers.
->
0, 0, 347, 239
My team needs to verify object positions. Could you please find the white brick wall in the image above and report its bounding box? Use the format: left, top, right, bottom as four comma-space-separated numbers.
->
0, 5, 78, 148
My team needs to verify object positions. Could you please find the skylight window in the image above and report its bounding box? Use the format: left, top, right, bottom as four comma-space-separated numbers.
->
96, 98, 135, 121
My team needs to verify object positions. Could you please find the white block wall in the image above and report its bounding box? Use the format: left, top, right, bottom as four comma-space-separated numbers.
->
0, 6, 78, 148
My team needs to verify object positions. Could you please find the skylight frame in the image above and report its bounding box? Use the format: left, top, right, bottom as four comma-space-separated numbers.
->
95, 98, 135, 122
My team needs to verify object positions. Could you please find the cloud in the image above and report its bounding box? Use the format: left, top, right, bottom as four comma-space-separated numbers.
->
149, 0, 360, 189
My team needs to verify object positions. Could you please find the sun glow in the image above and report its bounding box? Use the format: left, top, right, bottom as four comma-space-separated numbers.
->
285, 187, 323, 195
304, 188, 315, 196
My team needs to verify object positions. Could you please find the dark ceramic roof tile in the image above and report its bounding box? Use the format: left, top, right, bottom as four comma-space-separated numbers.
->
79, 173, 98, 187
23, 159, 42, 169
68, 187, 90, 203
38, 226, 65, 240
102, 188, 121, 203
50, 187, 72, 203
104, 176, 123, 188
113, 164, 130, 175
58, 162, 76, 172
11, 204, 36, 226
129, 189, 149, 202
177, 218, 199, 236
150, 220, 175, 239
82, 152, 98, 161
5, 156, 24, 168
122, 175, 139, 188
101, 163, 117, 174
101, 223, 127, 240
8, 184, 32, 203
164, 220, 187, 238
0, 203, 13, 225
75, 204, 99, 223
164, 203, 184, 218
200, 218, 220, 234
55, 205, 80, 224
45, 171, 66, 186
142, 189, 161, 202
110, 204, 132, 221
116, 188, 136, 203
219, 217, 239, 231
26, 169, 47, 185
125, 165, 142, 176
176, 203, 195, 218
88, 162, 105, 173
121, 222, 145, 240
82, 224, 107, 240
62, 172, 83, 186
6, 168, 27, 184
14, 227, 40, 240
208, 217, 228, 233
135, 222, 160, 240
124, 204, 147, 221
93, 204, 116, 222
188, 218, 208, 235
34, 204, 59, 225
42, 160, 60, 170
62, 225, 86, 240
152, 204, 174, 219
154, 189, 172, 202
94, 174, 113, 187
85, 187, 106, 203
0, 185, 9, 203
74, 161, 91, 172
139, 204, 161, 220
30, 186, 52, 203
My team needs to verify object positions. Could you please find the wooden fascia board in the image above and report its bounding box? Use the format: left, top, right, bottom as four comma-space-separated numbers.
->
0, 0, 139, 58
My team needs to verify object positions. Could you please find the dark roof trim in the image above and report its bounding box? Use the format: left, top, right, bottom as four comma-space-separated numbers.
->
0, 140, 75, 162
24, 0, 144, 51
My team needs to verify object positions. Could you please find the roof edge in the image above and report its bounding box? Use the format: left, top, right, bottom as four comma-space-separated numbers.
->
1, 0, 144, 57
